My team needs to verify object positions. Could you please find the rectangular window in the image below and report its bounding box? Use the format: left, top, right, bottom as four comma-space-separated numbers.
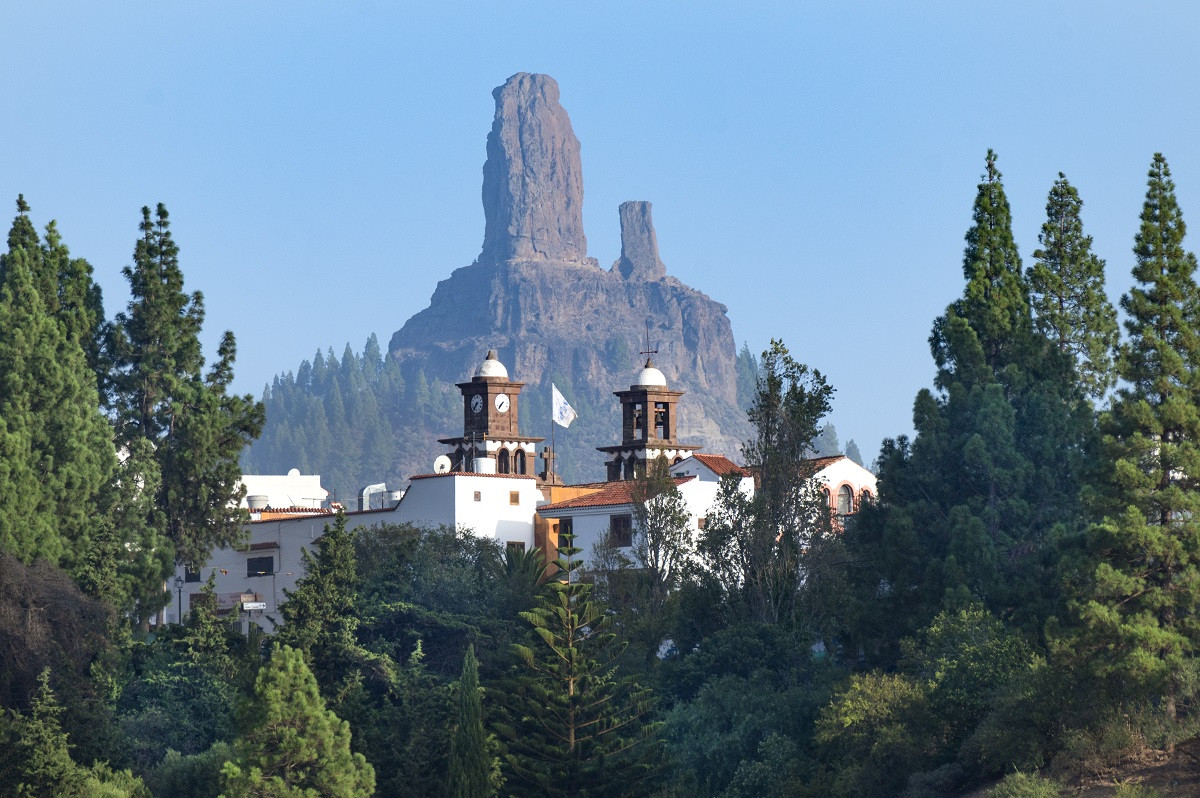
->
184, 565, 201, 583
609, 514, 633, 548
247, 556, 273, 578
474, 490, 482, 502
510, 491, 520, 506
506, 541, 526, 554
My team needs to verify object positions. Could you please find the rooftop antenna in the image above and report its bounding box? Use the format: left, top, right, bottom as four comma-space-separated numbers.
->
640, 319, 658, 365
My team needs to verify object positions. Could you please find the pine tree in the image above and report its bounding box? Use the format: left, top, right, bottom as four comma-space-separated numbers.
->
275, 512, 366, 690
109, 204, 263, 580
0, 670, 88, 798
844, 439, 864, 466
0, 201, 115, 574
934, 149, 1030, 374
449, 645, 495, 798
1028, 173, 1119, 399
844, 152, 1091, 662
220, 645, 375, 797
1070, 153, 1200, 721
495, 534, 661, 797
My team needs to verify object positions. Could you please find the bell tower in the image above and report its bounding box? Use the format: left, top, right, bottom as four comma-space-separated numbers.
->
597, 358, 698, 480
439, 350, 543, 474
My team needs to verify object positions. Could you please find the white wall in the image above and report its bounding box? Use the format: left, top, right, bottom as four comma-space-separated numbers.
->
172, 472, 542, 631
239, 471, 329, 509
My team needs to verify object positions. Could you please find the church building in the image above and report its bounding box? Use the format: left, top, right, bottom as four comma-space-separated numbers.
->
170, 350, 877, 630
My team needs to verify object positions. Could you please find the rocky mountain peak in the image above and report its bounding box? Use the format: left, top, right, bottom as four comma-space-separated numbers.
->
613, 201, 667, 281
480, 73, 592, 266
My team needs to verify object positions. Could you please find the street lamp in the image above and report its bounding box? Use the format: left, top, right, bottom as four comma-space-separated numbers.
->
174, 575, 184, 624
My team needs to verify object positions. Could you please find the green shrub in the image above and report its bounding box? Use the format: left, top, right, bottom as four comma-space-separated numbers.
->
985, 770, 1060, 798
1112, 781, 1161, 798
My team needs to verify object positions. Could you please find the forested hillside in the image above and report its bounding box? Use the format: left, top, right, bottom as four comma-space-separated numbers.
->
6, 150, 1200, 798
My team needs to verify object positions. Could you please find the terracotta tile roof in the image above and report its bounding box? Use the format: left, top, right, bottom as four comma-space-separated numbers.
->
248, 541, 279, 551
689, 453, 749, 477
539, 476, 695, 511
409, 472, 537, 481
249, 507, 334, 523
806, 455, 847, 469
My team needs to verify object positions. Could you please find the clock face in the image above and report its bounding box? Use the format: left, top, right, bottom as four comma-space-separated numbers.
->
470, 395, 483, 414
495, 393, 510, 413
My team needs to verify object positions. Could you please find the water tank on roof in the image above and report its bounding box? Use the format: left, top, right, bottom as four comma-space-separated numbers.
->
247, 495, 269, 510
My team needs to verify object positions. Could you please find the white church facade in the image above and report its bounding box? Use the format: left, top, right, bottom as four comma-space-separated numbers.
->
170, 351, 877, 629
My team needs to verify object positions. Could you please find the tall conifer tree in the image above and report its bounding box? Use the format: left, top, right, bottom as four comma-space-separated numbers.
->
449, 645, 494, 798
845, 152, 1090, 661
109, 205, 263, 578
495, 535, 661, 797
0, 200, 115, 574
1071, 153, 1200, 720
221, 645, 375, 797
1028, 173, 1119, 399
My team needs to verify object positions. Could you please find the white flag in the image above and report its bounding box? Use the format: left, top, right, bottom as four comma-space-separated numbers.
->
552, 383, 577, 428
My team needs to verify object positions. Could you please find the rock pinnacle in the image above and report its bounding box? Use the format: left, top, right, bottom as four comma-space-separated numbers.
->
480, 73, 590, 265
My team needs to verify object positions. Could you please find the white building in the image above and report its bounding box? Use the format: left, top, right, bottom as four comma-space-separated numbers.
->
171, 350, 877, 630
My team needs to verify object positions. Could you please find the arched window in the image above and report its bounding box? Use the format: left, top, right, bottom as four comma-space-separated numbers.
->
673, 456, 683, 465
860, 488, 873, 506
837, 485, 854, 515
497, 448, 511, 474
514, 449, 526, 475
623, 455, 637, 480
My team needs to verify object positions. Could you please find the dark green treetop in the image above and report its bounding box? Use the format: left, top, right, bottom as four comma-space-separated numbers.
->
0, 209, 115, 575
449, 645, 496, 798
220, 644, 375, 797
495, 534, 662, 797
1028, 173, 1119, 399
932, 149, 1031, 384
1067, 153, 1200, 720
276, 512, 369, 690
109, 204, 264, 572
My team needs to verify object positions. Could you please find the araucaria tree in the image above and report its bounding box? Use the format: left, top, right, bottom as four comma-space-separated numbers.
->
108, 204, 263, 588
699, 339, 833, 626
1028, 172, 1119, 399
496, 535, 661, 797
221, 644, 375, 797
1071, 153, 1200, 720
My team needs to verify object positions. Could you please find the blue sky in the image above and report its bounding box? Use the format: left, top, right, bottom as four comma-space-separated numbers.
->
3, 3, 1199, 460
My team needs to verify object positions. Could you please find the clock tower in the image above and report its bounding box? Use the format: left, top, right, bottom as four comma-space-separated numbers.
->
439, 350, 543, 475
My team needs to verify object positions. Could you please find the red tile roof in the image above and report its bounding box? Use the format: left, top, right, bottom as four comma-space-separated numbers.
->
689, 453, 749, 477
806, 455, 847, 469
539, 476, 695, 511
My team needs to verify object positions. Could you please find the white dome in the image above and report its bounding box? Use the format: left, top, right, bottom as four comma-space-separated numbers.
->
475, 350, 509, 379
634, 358, 667, 388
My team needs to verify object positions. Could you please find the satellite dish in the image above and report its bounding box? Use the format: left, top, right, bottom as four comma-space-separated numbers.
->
433, 455, 452, 474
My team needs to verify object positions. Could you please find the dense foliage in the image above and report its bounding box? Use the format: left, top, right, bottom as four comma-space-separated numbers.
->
6, 152, 1200, 796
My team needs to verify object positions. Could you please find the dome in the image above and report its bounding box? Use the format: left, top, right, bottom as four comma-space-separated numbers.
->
633, 358, 667, 388
474, 349, 509, 379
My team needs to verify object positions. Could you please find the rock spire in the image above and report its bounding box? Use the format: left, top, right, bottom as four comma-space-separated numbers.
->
480, 73, 591, 266
613, 201, 667, 281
